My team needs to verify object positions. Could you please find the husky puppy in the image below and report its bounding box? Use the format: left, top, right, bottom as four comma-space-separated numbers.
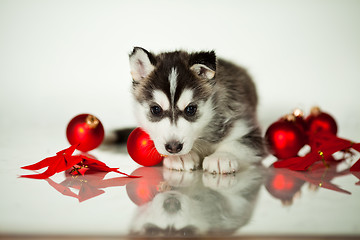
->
129, 47, 266, 173
129, 166, 263, 236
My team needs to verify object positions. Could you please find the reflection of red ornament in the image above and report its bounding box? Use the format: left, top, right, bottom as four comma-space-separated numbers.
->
306, 107, 337, 135
265, 166, 305, 205
272, 173, 295, 191
126, 167, 164, 205
66, 114, 104, 152
265, 118, 306, 159
127, 128, 163, 166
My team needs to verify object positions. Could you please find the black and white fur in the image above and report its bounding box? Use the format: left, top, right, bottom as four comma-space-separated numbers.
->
129, 47, 266, 174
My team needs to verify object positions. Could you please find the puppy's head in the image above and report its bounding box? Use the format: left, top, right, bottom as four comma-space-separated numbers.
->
130, 190, 210, 237
129, 47, 216, 156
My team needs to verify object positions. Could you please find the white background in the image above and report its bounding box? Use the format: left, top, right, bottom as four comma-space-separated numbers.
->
1, 0, 360, 136
1, 0, 360, 236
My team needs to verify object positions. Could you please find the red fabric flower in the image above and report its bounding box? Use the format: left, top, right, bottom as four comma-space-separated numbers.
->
21, 144, 82, 179
21, 144, 139, 179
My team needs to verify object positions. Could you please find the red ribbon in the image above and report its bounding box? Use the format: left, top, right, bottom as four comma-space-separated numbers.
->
274, 132, 360, 171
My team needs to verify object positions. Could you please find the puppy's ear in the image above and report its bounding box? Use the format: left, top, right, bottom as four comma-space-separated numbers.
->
129, 47, 156, 82
189, 51, 216, 80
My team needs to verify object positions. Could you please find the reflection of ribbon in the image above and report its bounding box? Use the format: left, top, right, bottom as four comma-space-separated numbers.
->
293, 162, 351, 195
266, 157, 354, 206
352, 171, 360, 186
45, 171, 135, 202
273, 158, 351, 196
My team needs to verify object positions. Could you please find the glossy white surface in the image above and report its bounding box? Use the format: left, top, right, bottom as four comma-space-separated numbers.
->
1, 0, 360, 237
2, 140, 360, 237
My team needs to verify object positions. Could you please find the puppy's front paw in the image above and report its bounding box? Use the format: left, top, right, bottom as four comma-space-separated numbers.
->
163, 151, 200, 171
203, 152, 241, 174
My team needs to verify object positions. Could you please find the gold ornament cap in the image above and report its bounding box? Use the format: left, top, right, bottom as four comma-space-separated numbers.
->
86, 114, 100, 129
293, 108, 304, 118
310, 106, 321, 116
284, 114, 296, 122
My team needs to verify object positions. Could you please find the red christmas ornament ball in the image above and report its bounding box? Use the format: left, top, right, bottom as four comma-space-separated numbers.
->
126, 167, 164, 205
66, 114, 104, 152
306, 107, 337, 135
265, 119, 306, 159
127, 128, 164, 167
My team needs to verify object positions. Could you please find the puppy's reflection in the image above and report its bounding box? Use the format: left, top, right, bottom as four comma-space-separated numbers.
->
128, 165, 263, 237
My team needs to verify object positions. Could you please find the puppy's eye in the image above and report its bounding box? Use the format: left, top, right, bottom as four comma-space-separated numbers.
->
184, 104, 197, 116
150, 105, 163, 116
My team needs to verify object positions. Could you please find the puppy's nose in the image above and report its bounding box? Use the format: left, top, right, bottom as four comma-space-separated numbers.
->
163, 196, 181, 214
165, 141, 183, 154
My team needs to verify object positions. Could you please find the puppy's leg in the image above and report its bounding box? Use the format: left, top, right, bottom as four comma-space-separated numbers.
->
203, 121, 266, 174
163, 150, 201, 171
